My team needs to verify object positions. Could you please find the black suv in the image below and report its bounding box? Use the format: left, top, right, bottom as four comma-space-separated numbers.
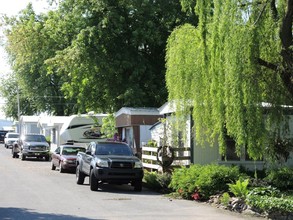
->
76, 141, 144, 191
16, 134, 50, 161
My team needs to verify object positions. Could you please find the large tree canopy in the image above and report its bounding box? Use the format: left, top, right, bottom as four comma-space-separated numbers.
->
166, 0, 293, 160
1, 0, 195, 119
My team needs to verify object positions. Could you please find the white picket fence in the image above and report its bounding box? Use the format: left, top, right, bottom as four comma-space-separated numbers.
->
141, 146, 191, 171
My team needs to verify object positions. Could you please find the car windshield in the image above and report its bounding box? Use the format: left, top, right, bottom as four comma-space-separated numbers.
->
62, 147, 86, 155
24, 135, 46, 142
95, 144, 133, 156
9, 134, 19, 138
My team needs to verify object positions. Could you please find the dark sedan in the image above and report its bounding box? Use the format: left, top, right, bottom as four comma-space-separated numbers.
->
51, 145, 86, 173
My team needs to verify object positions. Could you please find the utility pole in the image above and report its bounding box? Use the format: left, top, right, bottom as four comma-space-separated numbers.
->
17, 87, 21, 135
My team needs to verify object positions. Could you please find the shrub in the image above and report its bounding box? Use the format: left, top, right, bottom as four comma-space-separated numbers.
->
143, 171, 161, 190
169, 164, 244, 200
265, 167, 293, 190
143, 170, 171, 193
246, 195, 293, 214
169, 165, 201, 199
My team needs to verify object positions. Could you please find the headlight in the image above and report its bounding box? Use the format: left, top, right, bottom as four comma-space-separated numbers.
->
96, 159, 109, 168
134, 161, 143, 168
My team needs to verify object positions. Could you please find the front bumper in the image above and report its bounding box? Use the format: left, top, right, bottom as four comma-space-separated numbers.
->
61, 161, 77, 170
22, 150, 49, 157
93, 167, 144, 183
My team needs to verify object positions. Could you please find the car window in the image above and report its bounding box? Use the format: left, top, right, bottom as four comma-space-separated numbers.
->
95, 144, 132, 156
24, 135, 46, 142
62, 147, 85, 155
8, 134, 19, 138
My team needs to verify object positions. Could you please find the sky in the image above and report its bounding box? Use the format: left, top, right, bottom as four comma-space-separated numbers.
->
0, 0, 54, 119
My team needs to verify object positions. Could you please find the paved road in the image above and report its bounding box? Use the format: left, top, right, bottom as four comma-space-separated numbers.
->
0, 144, 262, 220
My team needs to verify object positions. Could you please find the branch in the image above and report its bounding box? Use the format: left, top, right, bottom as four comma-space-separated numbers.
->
280, 0, 293, 49
270, 0, 278, 21
253, 1, 268, 25
257, 58, 278, 71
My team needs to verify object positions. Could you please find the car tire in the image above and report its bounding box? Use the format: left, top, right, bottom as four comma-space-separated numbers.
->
90, 169, 98, 191
5, 144, 8, 149
76, 165, 85, 185
21, 154, 26, 161
59, 163, 64, 173
51, 161, 56, 170
133, 180, 142, 192
12, 152, 15, 158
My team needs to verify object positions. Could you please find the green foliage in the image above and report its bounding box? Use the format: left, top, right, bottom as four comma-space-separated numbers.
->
169, 164, 244, 200
246, 195, 293, 214
1, 4, 78, 117
100, 114, 117, 138
264, 168, 293, 190
248, 186, 281, 198
143, 170, 171, 193
147, 140, 157, 148
143, 171, 161, 190
166, 0, 293, 160
265, 137, 293, 164
1, 0, 193, 117
228, 179, 249, 199
220, 192, 231, 206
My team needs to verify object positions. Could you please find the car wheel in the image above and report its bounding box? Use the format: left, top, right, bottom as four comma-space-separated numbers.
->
76, 165, 85, 185
59, 163, 65, 173
51, 161, 56, 170
21, 154, 26, 161
5, 144, 8, 149
133, 180, 142, 192
90, 169, 98, 191
12, 152, 15, 158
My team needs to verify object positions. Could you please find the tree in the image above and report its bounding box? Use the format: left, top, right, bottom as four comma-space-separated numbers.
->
45, 0, 194, 112
166, 0, 293, 160
1, 4, 78, 118
1, 0, 195, 117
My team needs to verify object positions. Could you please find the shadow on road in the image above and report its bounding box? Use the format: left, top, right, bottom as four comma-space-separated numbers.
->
0, 207, 102, 220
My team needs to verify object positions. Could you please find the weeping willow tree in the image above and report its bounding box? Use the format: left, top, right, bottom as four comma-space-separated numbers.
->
166, 0, 293, 160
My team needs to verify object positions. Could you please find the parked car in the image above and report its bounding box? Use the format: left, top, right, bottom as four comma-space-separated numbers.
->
76, 141, 144, 191
0, 130, 9, 143
4, 132, 19, 149
51, 145, 86, 173
13, 134, 50, 161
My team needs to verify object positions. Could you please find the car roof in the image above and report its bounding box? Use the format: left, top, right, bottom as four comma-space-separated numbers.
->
60, 145, 85, 148
95, 141, 128, 145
